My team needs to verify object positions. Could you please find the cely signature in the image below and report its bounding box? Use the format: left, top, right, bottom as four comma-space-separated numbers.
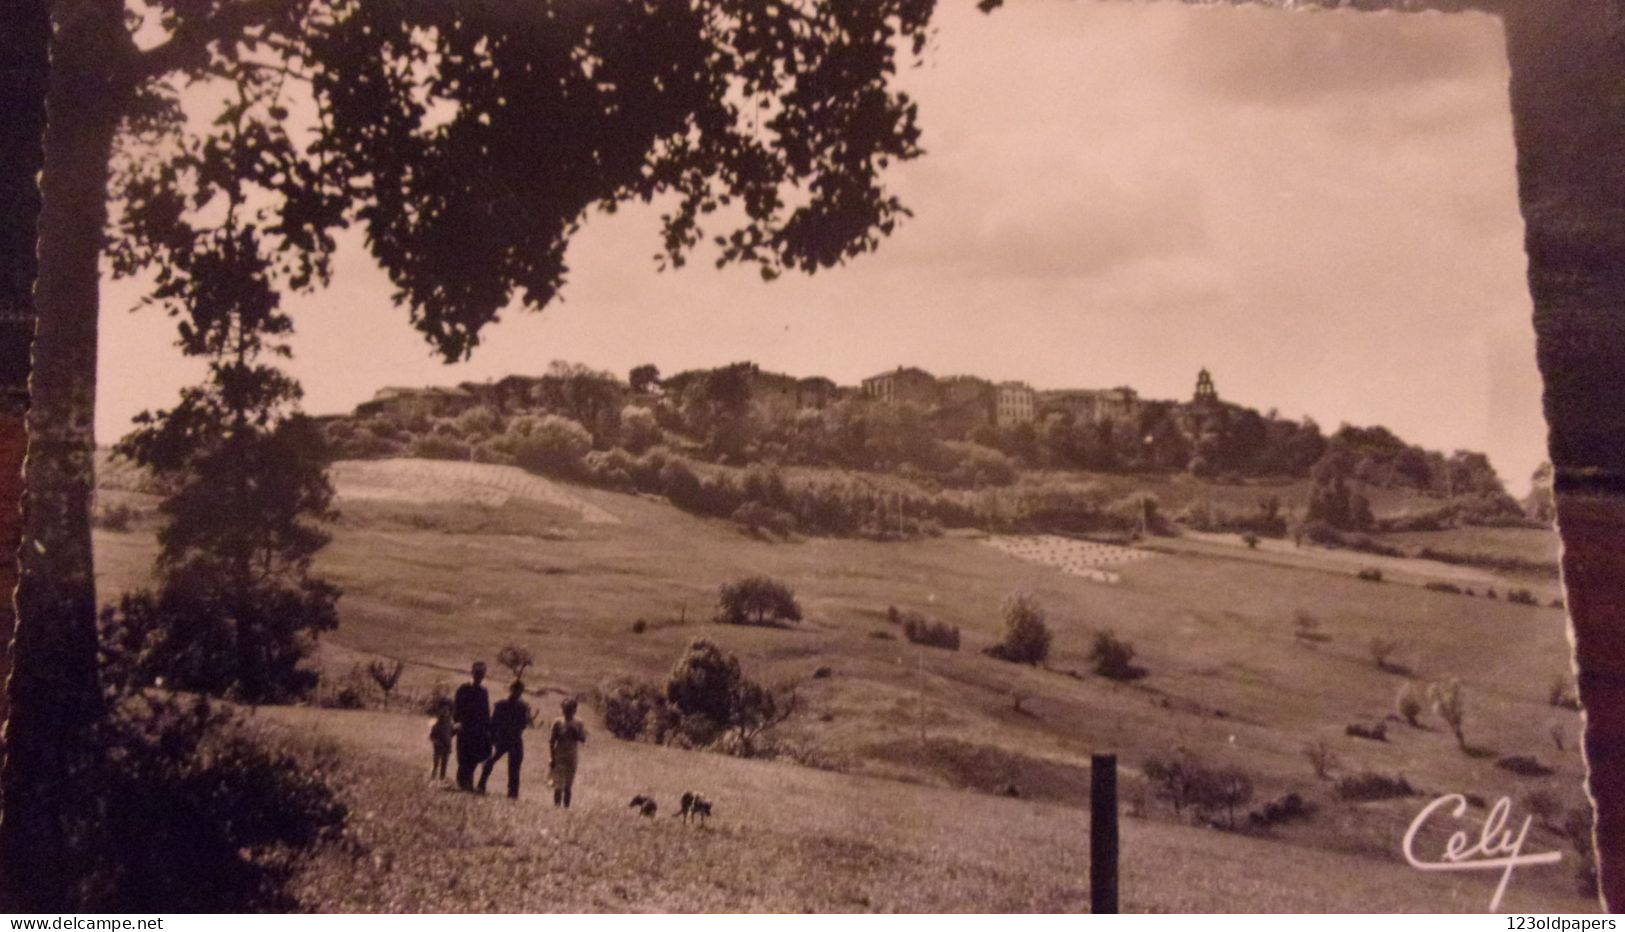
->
1403, 793, 1563, 911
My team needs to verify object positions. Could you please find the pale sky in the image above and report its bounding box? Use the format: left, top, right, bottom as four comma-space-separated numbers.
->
98, 1, 1547, 493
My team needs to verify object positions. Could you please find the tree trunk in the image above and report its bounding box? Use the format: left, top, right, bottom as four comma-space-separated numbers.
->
0, 0, 51, 745
0, 0, 127, 909
1502, 0, 1625, 910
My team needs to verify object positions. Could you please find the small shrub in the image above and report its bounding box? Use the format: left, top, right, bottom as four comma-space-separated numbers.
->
731, 501, 797, 538
1496, 755, 1554, 777
620, 405, 662, 454
1293, 611, 1328, 643
1088, 630, 1143, 681
631, 618, 648, 634
812, 666, 833, 679
1241, 532, 1260, 550
600, 679, 672, 743
1356, 567, 1384, 582
1336, 772, 1415, 801
1345, 721, 1387, 742
1396, 683, 1424, 727
1303, 740, 1338, 780
901, 612, 961, 650
82, 694, 347, 910
1550, 597, 1566, 610
1248, 792, 1313, 829
1507, 588, 1540, 607
985, 593, 1051, 666
870, 629, 896, 640
318, 665, 373, 710
510, 414, 593, 477
1424, 581, 1464, 595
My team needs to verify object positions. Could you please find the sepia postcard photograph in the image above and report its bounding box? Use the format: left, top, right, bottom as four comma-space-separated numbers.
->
1, 0, 1620, 916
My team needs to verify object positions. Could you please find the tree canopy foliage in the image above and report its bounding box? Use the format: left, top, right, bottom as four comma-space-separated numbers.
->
113, 0, 937, 362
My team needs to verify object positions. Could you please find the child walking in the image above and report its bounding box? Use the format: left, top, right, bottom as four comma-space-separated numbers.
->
429, 705, 454, 781
548, 697, 587, 809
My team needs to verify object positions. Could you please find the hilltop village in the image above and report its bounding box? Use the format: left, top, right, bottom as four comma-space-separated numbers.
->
359, 363, 1168, 431
337, 361, 1509, 504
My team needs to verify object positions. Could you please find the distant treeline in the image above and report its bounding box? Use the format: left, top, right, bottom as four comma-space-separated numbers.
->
322, 360, 1533, 539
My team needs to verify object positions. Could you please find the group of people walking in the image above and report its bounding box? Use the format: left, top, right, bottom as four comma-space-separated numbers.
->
429, 660, 587, 806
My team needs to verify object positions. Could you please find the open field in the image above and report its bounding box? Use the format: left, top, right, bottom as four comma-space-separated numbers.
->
92, 458, 1594, 912
252, 705, 1582, 912
1149, 530, 1564, 602
1376, 526, 1562, 572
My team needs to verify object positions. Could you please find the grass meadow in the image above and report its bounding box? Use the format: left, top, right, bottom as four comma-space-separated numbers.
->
91, 459, 1595, 912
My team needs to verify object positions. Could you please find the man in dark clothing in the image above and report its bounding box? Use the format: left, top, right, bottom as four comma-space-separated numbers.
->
478, 681, 531, 798
453, 661, 491, 791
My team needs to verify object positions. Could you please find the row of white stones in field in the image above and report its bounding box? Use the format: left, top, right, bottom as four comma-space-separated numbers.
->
980, 534, 1154, 584
330, 458, 622, 524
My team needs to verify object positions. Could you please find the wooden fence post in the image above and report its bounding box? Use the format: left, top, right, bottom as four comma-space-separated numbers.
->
1091, 753, 1119, 914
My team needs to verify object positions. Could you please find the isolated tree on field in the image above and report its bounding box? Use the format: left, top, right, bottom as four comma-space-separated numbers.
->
104, 309, 340, 705
12, 0, 938, 907
1193, 766, 1254, 829
665, 638, 744, 726
1429, 679, 1468, 749
1143, 751, 1198, 816
662, 639, 794, 754
497, 645, 535, 682
367, 659, 405, 707
718, 576, 803, 627
988, 592, 1051, 666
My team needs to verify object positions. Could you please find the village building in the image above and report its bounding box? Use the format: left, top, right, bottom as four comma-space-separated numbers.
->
934, 375, 997, 434
1037, 387, 1140, 425
357, 384, 479, 419
795, 376, 841, 411
1176, 368, 1227, 442
743, 367, 804, 419
994, 381, 1037, 426
1193, 367, 1219, 407
861, 366, 940, 406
